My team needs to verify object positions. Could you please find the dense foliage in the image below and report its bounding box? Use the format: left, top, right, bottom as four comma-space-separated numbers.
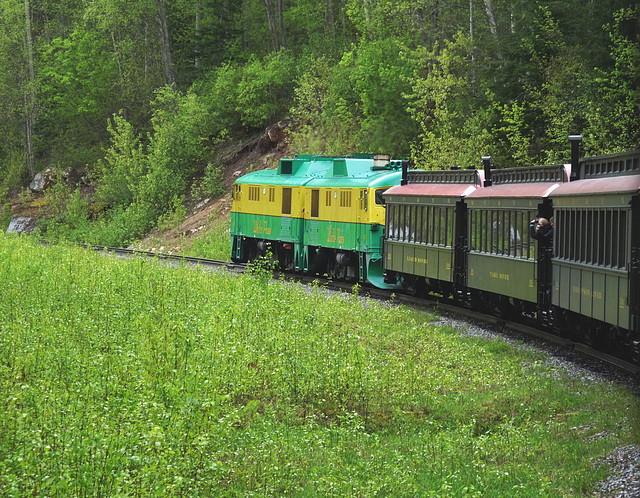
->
0, 235, 638, 495
0, 0, 638, 244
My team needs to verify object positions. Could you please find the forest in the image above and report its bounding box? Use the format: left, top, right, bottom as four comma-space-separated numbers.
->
0, 0, 638, 246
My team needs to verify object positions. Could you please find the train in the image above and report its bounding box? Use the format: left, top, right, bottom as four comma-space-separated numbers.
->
230, 138, 640, 365
230, 154, 407, 289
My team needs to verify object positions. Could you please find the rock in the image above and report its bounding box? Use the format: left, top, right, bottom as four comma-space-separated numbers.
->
258, 121, 290, 153
194, 199, 210, 211
6, 216, 37, 235
29, 168, 56, 193
62, 167, 84, 184
593, 445, 640, 497
28, 167, 85, 193
267, 123, 285, 143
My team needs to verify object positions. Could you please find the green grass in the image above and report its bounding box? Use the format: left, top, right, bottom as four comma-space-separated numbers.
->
184, 217, 231, 260
0, 233, 638, 496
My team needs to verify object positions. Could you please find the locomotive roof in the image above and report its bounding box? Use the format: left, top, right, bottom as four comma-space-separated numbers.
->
233, 155, 404, 188
233, 160, 332, 187
308, 170, 403, 188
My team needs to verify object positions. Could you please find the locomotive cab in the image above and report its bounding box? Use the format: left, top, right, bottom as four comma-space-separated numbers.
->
230, 154, 405, 288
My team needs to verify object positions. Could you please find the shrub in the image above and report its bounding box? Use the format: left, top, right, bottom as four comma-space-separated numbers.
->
95, 113, 147, 208
289, 39, 419, 156
191, 162, 225, 200
195, 52, 297, 134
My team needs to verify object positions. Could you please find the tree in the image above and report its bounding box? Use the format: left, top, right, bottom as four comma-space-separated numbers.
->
39, 29, 119, 166
585, 6, 640, 153
23, 0, 36, 178
408, 33, 491, 169
263, 0, 286, 53
156, 0, 176, 87
0, 0, 28, 186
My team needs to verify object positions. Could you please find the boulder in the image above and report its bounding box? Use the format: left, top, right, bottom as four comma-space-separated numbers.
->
29, 168, 55, 193
6, 216, 37, 235
258, 121, 290, 153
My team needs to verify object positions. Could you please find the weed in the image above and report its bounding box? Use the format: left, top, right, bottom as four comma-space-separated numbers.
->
157, 195, 187, 231
0, 234, 637, 496
0, 203, 11, 231
184, 218, 230, 260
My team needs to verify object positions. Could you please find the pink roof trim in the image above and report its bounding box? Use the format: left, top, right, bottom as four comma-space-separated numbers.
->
384, 183, 479, 198
466, 182, 561, 199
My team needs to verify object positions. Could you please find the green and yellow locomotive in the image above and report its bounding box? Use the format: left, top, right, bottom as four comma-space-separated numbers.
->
231, 154, 406, 288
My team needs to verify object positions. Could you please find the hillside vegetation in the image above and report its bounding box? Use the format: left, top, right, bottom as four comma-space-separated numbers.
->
1, 234, 638, 495
0, 0, 638, 247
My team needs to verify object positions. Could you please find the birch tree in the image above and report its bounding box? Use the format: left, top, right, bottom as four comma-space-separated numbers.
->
156, 0, 176, 87
263, 0, 281, 53
23, 0, 36, 178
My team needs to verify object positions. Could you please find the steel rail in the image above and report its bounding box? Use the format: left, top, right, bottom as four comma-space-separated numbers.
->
68, 242, 639, 376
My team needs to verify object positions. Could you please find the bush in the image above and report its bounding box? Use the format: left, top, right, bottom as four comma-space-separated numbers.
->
191, 162, 225, 200
0, 203, 11, 232
0, 150, 29, 198
157, 195, 187, 231
35, 187, 93, 243
195, 52, 297, 134
43, 86, 225, 247
234, 52, 297, 129
95, 114, 146, 208
289, 40, 419, 156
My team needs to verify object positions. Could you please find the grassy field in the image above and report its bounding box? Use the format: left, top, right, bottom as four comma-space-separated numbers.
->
184, 217, 231, 261
0, 234, 638, 496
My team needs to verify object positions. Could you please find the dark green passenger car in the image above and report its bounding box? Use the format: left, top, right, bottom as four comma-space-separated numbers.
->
551, 151, 640, 354
382, 169, 483, 297
464, 165, 569, 316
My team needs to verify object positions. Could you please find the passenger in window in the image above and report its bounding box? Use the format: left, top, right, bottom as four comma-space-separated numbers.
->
529, 217, 553, 244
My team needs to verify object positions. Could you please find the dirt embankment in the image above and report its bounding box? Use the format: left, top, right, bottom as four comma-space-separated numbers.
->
5, 122, 291, 253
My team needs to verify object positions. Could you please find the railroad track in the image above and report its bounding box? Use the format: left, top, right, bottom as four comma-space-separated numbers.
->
77, 243, 246, 272
76, 243, 640, 376
396, 293, 640, 377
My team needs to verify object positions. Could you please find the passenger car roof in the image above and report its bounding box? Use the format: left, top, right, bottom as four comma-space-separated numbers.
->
466, 182, 562, 199
384, 183, 479, 198
551, 174, 640, 196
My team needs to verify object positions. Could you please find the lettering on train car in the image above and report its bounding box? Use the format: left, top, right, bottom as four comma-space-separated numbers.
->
253, 219, 271, 235
572, 286, 602, 300
327, 226, 344, 244
490, 272, 510, 281
406, 256, 428, 264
